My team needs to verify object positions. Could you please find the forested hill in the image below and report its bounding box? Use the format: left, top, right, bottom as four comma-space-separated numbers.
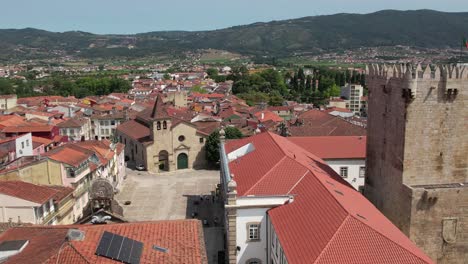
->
1, 9, 468, 61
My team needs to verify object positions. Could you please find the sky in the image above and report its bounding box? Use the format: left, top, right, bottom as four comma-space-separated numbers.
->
0, 0, 466, 34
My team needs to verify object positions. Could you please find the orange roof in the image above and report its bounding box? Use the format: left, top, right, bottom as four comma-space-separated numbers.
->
288, 136, 366, 159
0, 220, 207, 264
324, 107, 353, 113
0, 115, 26, 128
2, 125, 53, 133
73, 141, 118, 165
0, 181, 60, 204
254, 110, 283, 123
45, 145, 94, 167
225, 132, 432, 264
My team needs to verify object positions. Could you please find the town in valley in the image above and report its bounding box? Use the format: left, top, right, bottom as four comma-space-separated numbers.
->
0, 2, 466, 264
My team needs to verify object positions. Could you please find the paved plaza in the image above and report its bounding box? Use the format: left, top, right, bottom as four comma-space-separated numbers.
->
115, 168, 224, 264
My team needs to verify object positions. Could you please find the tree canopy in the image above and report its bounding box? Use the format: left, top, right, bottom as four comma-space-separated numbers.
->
206, 127, 243, 164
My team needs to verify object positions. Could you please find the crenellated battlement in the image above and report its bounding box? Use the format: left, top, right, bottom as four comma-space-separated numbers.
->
366, 64, 468, 81
366, 64, 467, 103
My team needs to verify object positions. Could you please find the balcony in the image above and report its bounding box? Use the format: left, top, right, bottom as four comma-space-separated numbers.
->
73, 181, 91, 198
40, 209, 59, 225
56, 198, 74, 219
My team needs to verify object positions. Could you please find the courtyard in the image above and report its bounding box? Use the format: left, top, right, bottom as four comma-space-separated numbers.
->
115, 167, 225, 264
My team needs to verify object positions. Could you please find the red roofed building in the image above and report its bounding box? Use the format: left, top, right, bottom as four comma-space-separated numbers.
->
219, 132, 433, 264
254, 110, 283, 123
287, 109, 366, 137
116, 96, 219, 173
0, 220, 207, 263
288, 136, 366, 191
0, 181, 74, 225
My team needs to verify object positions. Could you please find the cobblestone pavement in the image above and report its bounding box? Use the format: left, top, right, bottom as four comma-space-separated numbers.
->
115, 168, 225, 264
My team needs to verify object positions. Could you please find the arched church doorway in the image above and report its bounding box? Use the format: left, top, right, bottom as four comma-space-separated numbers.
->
177, 153, 188, 170
158, 150, 169, 171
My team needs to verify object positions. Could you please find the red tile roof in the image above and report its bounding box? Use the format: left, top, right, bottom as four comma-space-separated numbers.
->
0, 220, 207, 264
45, 144, 94, 167
254, 110, 283, 123
288, 136, 366, 159
116, 120, 151, 141
0, 181, 59, 204
2, 125, 54, 133
225, 132, 433, 264
288, 110, 366, 136
324, 107, 352, 113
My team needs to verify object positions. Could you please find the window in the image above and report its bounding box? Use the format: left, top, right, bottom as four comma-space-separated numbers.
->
178, 135, 185, 142
359, 166, 365, 178
163, 121, 167, 129
111, 120, 115, 126
100, 121, 104, 126
26, 140, 29, 147
100, 129, 105, 134
199, 137, 204, 143
340, 167, 348, 178
246, 259, 261, 264
247, 223, 260, 241
157, 121, 161, 130
21, 142, 24, 148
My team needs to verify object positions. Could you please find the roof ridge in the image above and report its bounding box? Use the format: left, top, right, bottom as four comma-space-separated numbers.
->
243, 156, 288, 196
286, 166, 309, 195
348, 214, 433, 263
53, 241, 92, 264
313, 215, 351, 264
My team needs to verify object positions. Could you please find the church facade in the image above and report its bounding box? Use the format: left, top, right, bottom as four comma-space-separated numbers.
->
116, 96, 213, 173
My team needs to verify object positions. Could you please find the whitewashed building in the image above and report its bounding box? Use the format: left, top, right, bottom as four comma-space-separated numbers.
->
219, 132, 429, 264
288, 136, 366, 191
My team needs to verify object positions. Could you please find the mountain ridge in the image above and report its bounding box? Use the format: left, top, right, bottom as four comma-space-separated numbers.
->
1, 9, 467, 61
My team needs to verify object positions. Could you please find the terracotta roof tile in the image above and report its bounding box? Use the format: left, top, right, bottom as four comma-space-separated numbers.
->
288, 136, 366, 159
0, 181, 59, 204
45, 144, 94, 167
0, 220, 207, 264
225, 132, 433, 264
116, 120, 151, 141
288, 110, 366, 136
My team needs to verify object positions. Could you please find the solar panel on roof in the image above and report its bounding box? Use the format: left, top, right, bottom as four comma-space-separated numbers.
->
129, 240, 143, 264
95, 231, 143, 264
108, 234, 124, 260
95, 231, 113, 256
118, 237, 134, 263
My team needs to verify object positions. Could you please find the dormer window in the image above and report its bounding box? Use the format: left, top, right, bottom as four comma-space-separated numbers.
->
163, 121, 167, 129
157, 121, 161, 130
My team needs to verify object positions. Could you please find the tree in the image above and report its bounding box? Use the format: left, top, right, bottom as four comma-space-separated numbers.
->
191, 85, 208, 94
205, 127, 243, 164
0, 79, 14, 95
163, 73, 171, 80
206, 68, 218, 78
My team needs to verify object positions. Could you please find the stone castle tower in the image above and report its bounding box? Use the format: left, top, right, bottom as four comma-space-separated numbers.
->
364, 64, 467, 263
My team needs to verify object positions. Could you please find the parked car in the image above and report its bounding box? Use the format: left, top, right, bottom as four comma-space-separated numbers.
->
135, 164, 145, 171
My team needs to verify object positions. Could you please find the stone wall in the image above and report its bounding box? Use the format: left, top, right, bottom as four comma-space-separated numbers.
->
364, 64, 468, 262
409, 186, 468, 263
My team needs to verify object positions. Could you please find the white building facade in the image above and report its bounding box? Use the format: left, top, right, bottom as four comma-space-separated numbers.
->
340, 84, 364, 115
